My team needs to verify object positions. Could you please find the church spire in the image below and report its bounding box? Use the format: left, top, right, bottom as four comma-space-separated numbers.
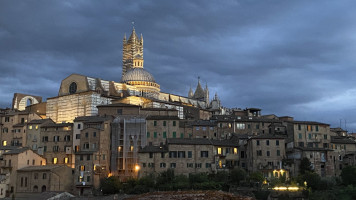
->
188, 86, 194, 98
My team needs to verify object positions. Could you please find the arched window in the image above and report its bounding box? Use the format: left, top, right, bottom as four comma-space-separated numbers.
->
41, 185, 46, 192
69, 82, 77, 94
26, 98, 33, 107
33, 185, 38, 192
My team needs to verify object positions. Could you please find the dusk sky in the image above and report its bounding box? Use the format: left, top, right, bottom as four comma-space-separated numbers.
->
1, 1, 356, 131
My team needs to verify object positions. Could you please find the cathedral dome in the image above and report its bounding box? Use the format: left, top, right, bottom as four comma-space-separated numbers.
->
121, 68, 156, 83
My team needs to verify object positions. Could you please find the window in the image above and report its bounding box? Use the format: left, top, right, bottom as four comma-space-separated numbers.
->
53, 136, 59, 142
53, 146, 59, 152
196, 127, 200, 131
77, 124, 81, 129
206, 163, 211, 168
76, 134, 80, 139
160, 163, 166, 168
29, 125, 33, 130
307, 125, 312, 131
163, 121, 166, 126
147, 132, 150, 138
173, 121, 176, 126
195, 163, 202, 168
117, 109, 122, 115
201, 151, 209, 158
64, 157, 69, 164
80, 165, 85, 171
35, 125, 38, 130
178, 151, 185, 158
69, 82, 77, 94
316, 125, 319, 131
217, 148, 222, 155
64, 135, 71, 141
32, 159, 35, 165
43, 173, 47, 179
187, 163, 193, 168
149, 153, 153, 158
87, 176, 90, 182
34, 173, 38, 179
2, 141, 7, 146
154, 132, 157, 138
236, 123, 245, 129
257, 150, 262, 156
234, 148, 238, 154
5, 117, 10, 122
85, 132, 88, 138
277, 150, 280, 156
298, 142, 304, 147
324, 134, 327, 139
87, 155, 91, 161
308, 134, 312, 139
169, 151, 177, 158
83, 143, 89, 149
53, 158, 58, 164
298, 133, 302, 139
44, 146, 47, 152
202, 127, 207, 131
93, 132, 96, 137
188, 151, 192, 158
276, 140, 279, 146
173, 132, 176, 138
27, 160, 30, 165
103, 154, 106, 160
80, 155, 83, 161
256, 125, 260, 129
180, 133, 184, 138
240, 151, 245, 158
163, 132, 167, 138
267, 151, 270, 156
161, 152, 165, 158
266, 140, 270, 146
256, 140, 260, 146
42, 136, 48, 142
21, 177, 23, 187
154, 121, 157, 126
170, 163, 176, 168
298, 124, 301, 130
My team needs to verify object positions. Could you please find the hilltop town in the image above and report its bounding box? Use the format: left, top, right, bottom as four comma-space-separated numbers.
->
1, 27, 355, 199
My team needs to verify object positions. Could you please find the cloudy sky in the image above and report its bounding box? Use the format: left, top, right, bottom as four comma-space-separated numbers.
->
1, 0, 356, 131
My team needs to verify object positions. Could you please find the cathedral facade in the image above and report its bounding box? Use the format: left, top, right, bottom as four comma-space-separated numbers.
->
46, 27, 214, 123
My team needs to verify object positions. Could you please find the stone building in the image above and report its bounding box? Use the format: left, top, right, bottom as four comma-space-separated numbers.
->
146, 115, 180, 146
16, 165, 73, 193
0, 148, 45, 198
39, 123, 73, 167
73, 116, 112, 195
138, 138, 214, 177
0, 110, 41, 148
26, 119, 53, 152
246, 135, 287, 180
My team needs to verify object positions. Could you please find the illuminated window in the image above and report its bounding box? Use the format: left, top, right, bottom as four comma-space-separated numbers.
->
35, 125, 38, 130
234, 148, 238, 154
236, 123, 245, 129
217, 148, 222, 155
64, 157, 69, 164
80, 165, 85, 171
53, 158, 58, 164
118, 146, 122, 152
2, 141, 7, 146
130, 146, 134, 151
29, 125, 33, 130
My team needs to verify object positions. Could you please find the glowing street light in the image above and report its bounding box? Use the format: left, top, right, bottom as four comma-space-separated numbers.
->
135, 164, 140, 171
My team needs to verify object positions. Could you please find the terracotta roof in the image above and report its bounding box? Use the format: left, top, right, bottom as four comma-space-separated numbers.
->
249, 134, 286, 140
167, 138, 212, 145
331, 136, 356, 144
17, 165, 65, 171
146, 116, 179, 120
41, 123, 73, 128
74, 116, 112, 122
139, 145, 168, 153
3, 147, 29, 155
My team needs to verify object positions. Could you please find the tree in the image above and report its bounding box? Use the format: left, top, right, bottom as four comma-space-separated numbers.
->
230, 168, 247, 185
300, 157, 313, 174
249, 172, 264, 183
100, 176, 121, 195
341, 166, 356, 186
303, 171, 321, 190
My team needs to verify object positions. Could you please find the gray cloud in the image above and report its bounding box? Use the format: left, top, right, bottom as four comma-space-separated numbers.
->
1, 0, 356, 130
